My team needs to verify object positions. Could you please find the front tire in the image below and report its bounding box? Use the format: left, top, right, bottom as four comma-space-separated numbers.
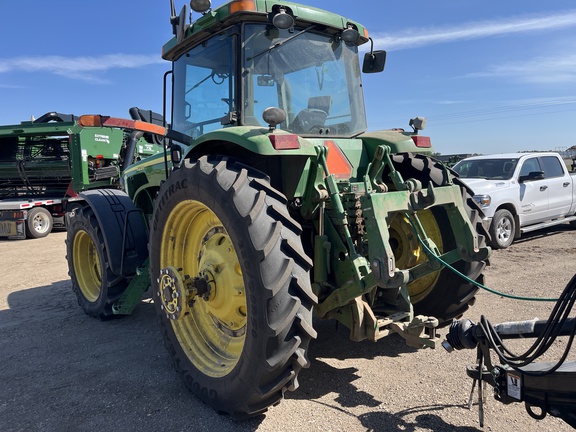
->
149, 156, 317, 418
66, 206, 128, 318
489, 209, 515, 249
25, 207, 52, 238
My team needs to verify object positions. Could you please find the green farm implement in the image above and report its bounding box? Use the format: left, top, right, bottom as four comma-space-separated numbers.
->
65, 0, 490, 418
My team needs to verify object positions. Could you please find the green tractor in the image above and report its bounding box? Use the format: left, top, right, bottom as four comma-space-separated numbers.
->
66, 0, 490, 418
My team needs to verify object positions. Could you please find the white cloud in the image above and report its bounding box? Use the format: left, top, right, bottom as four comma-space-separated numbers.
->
0, 54, 164, 83
468, 54, 576, 83
371, 10, 576, 51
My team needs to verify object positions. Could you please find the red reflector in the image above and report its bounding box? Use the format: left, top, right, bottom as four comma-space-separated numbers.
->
325, 140, 352, 180
66, 182, 79, 198
411, 136, 431, 148
269, 134, 300, 150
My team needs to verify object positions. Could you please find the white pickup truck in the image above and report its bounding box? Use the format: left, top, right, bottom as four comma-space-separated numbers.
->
452, 152, 576, 248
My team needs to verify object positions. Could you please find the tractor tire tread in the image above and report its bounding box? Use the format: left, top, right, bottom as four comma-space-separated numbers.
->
150, 155, 317, 418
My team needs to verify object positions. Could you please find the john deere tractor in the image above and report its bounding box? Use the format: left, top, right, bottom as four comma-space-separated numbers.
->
66, 0, 490, 418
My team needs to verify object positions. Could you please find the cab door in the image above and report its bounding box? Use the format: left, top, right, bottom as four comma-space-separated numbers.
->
517, 157, 548, 225
541, 155, 572, 219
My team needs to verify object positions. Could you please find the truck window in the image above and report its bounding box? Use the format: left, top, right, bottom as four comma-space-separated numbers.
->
453, 158, 518, 180
540, 155, 565, 178
519, 158, 541, 177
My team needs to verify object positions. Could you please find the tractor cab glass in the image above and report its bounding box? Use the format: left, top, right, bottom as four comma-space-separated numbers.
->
172, 31, 236, 138
243, 24, 367, 137
171, 24, 368, 139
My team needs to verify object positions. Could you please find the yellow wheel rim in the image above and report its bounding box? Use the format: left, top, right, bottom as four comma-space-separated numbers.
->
388, 210, 443, 303
72, 230, 102, 302
159, 200, 246, 378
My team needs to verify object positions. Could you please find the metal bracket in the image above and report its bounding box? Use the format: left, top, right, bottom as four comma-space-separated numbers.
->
388, 314, 441, 349
112, 259, 150, 315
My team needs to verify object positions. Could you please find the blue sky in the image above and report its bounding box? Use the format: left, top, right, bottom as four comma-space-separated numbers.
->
1, 0, 575, 155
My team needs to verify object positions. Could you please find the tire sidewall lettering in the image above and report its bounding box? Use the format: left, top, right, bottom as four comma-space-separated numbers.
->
153, 177, 188, 231
149, 157, 313, 416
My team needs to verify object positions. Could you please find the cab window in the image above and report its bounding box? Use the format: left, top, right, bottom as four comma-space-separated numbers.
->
540, 156, 565, 178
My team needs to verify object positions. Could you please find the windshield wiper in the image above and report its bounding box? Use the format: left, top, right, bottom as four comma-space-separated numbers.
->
247, 25, 316, 62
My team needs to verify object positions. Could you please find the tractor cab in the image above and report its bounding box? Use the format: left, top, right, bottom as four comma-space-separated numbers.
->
164, 0, 385, 140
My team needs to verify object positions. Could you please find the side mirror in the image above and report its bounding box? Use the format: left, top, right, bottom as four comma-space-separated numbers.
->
175, 5, 188, 44
362, 50, 386, 73
519, 171, 545, 183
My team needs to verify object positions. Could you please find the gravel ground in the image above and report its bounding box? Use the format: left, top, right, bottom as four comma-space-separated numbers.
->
1, 225, 575, 432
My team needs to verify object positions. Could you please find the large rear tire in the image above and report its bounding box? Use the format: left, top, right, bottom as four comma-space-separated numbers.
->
66, 206, 129, 319
387, 153, 489, 324
149, 156, 317, 418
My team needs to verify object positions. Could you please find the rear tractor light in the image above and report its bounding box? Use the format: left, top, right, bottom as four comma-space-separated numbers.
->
269, 134, 300, 150
411, 135, 431, 148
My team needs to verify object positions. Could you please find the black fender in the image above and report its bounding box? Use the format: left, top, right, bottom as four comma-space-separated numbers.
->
79, 189, 148, 277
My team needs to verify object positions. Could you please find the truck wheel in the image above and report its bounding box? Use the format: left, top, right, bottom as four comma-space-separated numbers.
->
66, 206, 128, 319
25, 207, 53, 238
149, 156, 317, 418
489, 209, 515, 249
388, 153, 488, 323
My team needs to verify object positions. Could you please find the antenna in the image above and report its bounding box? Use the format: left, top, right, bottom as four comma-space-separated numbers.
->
170, 0, 178, 36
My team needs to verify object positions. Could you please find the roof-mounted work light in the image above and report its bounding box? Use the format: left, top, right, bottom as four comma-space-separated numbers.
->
272, 8, 294, 30
341, 25, 360, 43
190, 0, 211, 13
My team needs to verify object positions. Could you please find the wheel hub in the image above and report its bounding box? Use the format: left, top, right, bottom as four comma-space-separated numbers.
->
157, 261, 239, 324
157, 266, 192, 320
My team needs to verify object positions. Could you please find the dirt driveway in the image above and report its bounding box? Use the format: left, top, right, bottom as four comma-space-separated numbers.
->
1, 226, 574, 432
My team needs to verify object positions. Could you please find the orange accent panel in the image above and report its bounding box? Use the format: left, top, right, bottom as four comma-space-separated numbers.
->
79, 115, 166, 136
133, 120, 167, 136
230, 0, 256, 13
325, 140, 352, 179
78, 115, 104, 127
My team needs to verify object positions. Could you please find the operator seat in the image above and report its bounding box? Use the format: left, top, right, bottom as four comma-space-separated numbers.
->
291, 96, 331, 133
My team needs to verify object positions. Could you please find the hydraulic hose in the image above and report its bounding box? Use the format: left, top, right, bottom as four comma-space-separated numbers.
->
122, 108, 144, 171
404, 213, 559, 302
